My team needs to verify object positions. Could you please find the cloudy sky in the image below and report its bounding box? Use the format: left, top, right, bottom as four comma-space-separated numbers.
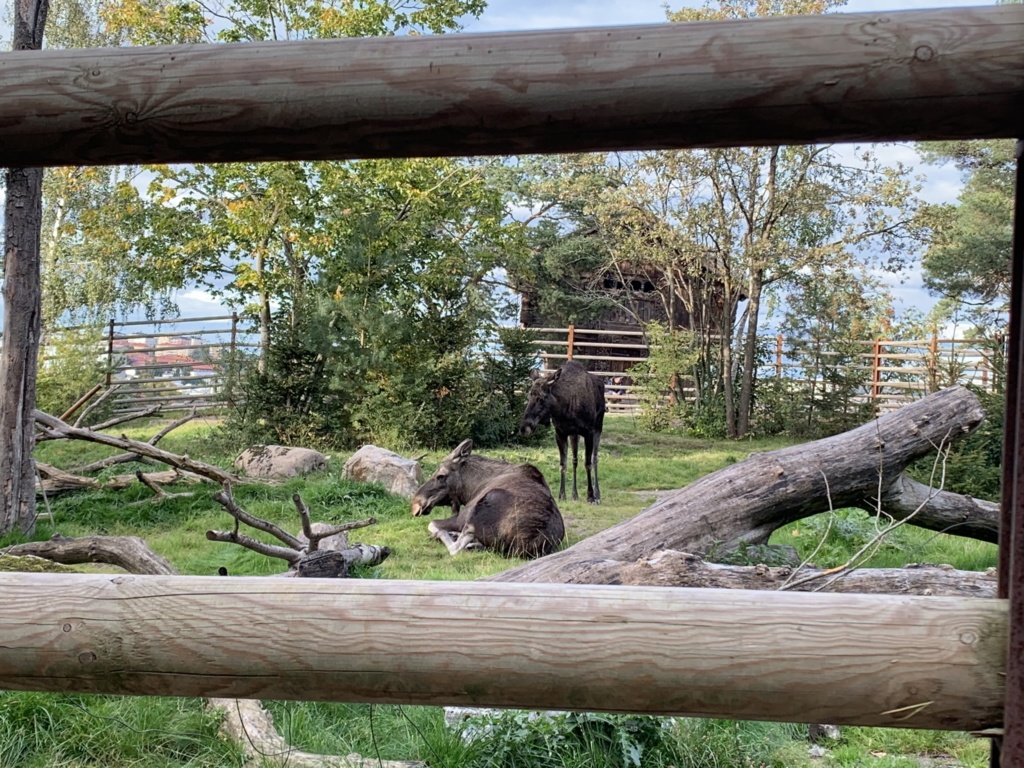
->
461, 0, 994, 32
171, 0, 988, 323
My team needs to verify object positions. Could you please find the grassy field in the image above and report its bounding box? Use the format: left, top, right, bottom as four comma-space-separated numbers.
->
0, 414, 998, 767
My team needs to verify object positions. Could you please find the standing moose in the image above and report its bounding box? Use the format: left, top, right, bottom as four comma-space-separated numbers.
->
520, 360, 605, 504
410, 439, 564, 558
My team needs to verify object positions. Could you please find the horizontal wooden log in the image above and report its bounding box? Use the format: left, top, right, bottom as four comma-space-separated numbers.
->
617, 550, 997, 598
0, 535, 176, 575
0, 572, 1006, 731
0, 6, 1021, 167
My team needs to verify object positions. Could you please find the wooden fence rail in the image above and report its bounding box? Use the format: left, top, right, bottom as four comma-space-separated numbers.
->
1, 7, 1021, 168
531, 326, 1006, 415
0, 572, 1006, 732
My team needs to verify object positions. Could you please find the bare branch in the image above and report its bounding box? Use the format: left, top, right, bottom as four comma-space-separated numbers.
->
69, 409, 199, 474
204, 529, 301, 563
148, 407, 199, 445
74, 384, 121, 428
34, 409, 244, 486
212, 487, 305, 550
293, 493, 315, 548
87, 407, 163, 433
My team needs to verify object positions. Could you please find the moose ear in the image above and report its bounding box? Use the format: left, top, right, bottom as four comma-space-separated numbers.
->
529, 369, 543, 381
544, 368, 562, 387
443, 439, 473, 465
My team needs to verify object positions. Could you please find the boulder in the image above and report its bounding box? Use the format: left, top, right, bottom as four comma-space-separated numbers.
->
343, 445, 423, 499
234, 445, 328, 479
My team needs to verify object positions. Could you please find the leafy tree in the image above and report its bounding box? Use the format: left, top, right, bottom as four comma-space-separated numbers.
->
918, 139, 1016, 307
63, 0, 537, 450
766, 258, 890, 437
501, 154, 621, 326
505, 2, 923, 441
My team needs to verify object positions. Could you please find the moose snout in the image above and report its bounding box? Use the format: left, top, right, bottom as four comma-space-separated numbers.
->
520, 424, 534, 437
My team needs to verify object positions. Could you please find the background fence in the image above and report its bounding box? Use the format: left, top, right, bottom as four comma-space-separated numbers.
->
45, 316, 1005, 418
530, 326, 1006, 416
45, 314, 259, 414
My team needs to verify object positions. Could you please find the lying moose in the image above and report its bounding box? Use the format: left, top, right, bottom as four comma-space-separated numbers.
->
410, 439, 564, 557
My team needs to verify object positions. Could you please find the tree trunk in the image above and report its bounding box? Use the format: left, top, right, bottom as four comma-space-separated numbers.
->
736, 270, 763, 438
490, 386, 988, 585
1, 534, 176, 575
616, 550, 996, 598
0, 0, 50, 537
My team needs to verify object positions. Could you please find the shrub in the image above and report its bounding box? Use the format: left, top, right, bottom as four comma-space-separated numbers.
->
36, 327, 111, 419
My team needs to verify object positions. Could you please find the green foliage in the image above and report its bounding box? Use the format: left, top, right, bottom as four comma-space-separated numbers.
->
229, 305, 539, 450
628, 323, 697, 432
918, 139, 1016, 306
456, 710, 673, 768
35, 327, 110, 418
909, 386, 1004, 502
0, 692, 242, 767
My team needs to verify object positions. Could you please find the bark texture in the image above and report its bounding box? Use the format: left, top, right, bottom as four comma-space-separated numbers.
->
1, 534, 175, 575
616, 550, 997, 598
0, 0, 49, 536
491, 386, 988, 585
209, 698, 423, 767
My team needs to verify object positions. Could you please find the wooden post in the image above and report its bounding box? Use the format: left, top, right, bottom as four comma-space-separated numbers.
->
929, 330, 939, 393
0, 6, 1021, 168
567, 325, 575, 362
0, 572, 1007, 732
995, 138, 1024, 768
105, 318, 115, 387
58, 383, 103, 422
775, 334, 783, 378
870, 338, 884, 406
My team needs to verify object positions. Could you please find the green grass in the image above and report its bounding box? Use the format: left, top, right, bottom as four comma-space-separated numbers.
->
3, 415, 997, 767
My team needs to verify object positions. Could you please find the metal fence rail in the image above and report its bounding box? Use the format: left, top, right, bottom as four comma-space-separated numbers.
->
46, 314, 259, 414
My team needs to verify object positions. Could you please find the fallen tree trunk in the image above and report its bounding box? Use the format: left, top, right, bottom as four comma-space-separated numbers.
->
492, 386, 990, 585
209, 698, 423, 767
36, 463, 204, 498
0, 534, 175, 575
879, 475, 999, 543
616, 550, 997, 598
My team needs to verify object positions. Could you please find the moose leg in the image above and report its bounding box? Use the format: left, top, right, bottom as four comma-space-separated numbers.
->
427, 516, 463, 550
448, 529, 485, 556
584, 430, 601, 504
555, 431, 569, 501
569, 434, 580, 501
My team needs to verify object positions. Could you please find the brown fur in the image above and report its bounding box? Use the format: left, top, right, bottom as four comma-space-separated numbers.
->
410, 440, 564, 558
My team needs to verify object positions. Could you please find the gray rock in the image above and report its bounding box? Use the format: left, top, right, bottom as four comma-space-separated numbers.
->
343, 445, 423, 499
234, 445, 328, 479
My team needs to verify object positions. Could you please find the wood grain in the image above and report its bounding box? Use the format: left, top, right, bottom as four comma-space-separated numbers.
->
0, 6, 1021, 167
0, 572, 1005, 731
